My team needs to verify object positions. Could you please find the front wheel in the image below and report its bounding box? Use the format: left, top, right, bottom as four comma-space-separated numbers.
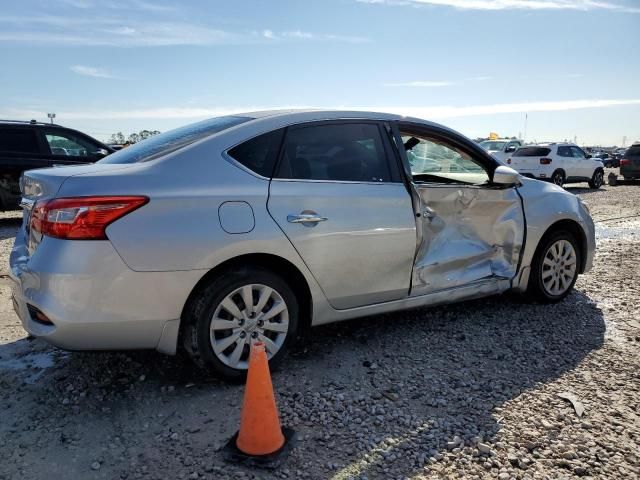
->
588, 169, 604, 189
525, 231, 580, 303
182, 267, 298, 380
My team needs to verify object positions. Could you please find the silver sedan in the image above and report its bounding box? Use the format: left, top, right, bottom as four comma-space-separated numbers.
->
10, 110, 595, 379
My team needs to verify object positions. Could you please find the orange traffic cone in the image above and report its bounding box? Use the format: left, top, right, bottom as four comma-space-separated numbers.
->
236, 342, 285, 455
223, 342, 295, 468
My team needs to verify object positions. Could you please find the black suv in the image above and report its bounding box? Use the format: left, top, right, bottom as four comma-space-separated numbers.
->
0, 120, 114, 210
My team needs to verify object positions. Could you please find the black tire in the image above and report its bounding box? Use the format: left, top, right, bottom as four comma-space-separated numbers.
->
525, 230, 580, 304
182, 266, 299, 380
588, 169, 604, 189
551, 170, 565, 188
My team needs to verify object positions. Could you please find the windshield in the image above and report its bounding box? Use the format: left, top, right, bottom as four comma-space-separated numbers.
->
479, 141, 506, 151
99, 115, 251, 164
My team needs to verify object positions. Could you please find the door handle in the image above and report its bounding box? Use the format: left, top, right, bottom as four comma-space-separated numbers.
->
422, 206, 437, 219
287, 213, 328, 224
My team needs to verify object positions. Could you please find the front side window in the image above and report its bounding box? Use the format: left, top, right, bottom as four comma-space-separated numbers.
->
0, 128, 40, 154
402, 133, 489, 185
45, 132, 97, 157
570, 146, 586, 159
275, 123, 392, 182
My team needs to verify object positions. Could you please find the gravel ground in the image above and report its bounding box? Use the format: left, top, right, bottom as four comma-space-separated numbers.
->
1, 177, 639, 480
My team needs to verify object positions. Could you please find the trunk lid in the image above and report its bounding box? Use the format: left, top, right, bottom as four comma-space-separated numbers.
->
509, 146, 552, 173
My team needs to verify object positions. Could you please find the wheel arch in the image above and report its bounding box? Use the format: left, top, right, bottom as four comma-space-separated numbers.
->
535, 219, 588, 274
178, 253, 313, 348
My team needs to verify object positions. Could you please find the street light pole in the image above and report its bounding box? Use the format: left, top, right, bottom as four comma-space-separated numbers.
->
47, 113, 56, 124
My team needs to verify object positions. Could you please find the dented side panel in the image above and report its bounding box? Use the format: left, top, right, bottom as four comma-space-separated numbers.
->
411, 184, 524, 296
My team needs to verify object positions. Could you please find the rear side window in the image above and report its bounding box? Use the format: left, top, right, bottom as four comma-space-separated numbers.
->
625, 146, 640, 158
514, 147, 551, 157
275, 123, 392, 182
557, 146, 572, 157
0, 129, 40, 154
99, 116, 250, 164
227, 129, 284, 177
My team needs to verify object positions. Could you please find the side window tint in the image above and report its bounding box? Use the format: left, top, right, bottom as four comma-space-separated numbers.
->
227, 129, 284, 177
45, 132, 97, 157
401, 133, 489, 185
0, 129, 40, 154
557, 146, 571, 157
275, 123, 392, 182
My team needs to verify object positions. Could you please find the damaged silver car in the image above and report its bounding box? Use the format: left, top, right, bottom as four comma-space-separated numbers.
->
10, 110, 595, 379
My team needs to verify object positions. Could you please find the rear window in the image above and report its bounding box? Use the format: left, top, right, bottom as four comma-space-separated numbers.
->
0, 129, 40, 154
514, 147, 551, 157
227, 129, 284, 177
98, 116, 250, 164
625, 146, 640, 158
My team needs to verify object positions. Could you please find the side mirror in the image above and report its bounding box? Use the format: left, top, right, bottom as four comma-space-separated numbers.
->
505, 146, 517, 153
92, 148, 109, 159
493, 165, 520, 185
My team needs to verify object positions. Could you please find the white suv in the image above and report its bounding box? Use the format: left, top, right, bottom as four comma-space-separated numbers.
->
479, 138, 522, 163
507, 143, 605, 189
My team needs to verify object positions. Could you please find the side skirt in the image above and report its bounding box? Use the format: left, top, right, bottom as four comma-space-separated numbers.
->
311, 278, 511, 326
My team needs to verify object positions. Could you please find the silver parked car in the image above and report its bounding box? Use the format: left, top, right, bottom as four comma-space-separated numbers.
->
10, 110, 595, 379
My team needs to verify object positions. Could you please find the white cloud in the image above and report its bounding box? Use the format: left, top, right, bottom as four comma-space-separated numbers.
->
356, 0, 640, 13
0, 15, 370, 47
384, 80, 454, 87
4, 99, 639, 122
70, 65, 117, 78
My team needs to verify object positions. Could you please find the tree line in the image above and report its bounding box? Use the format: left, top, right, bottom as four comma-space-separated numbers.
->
108, 130, 161, 145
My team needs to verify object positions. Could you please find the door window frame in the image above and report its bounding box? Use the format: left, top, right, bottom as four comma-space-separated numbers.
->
391, 121, 503, 188
271, 120, 403, 185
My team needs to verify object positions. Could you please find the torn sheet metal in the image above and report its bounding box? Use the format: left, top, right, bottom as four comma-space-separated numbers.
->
411, 185, 525, 296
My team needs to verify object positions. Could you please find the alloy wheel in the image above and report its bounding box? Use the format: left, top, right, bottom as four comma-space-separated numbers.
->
209, 284, 289, 369
593, 171, 604, 188
541, 239, 577, 296
552, 172, 564, 187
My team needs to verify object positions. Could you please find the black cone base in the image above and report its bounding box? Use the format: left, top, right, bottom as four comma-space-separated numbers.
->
222, 427, 296, 469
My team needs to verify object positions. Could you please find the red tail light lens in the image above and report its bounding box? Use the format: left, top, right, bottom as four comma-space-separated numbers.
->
620, 158, 630, 166
30, 196, 148, 240
540, 158, 552, 165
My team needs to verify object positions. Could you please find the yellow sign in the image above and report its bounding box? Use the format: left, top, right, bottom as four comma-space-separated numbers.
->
489, 132, 499, 140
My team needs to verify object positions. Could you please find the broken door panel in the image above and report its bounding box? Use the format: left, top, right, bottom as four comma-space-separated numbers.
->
410, 185, 524, 296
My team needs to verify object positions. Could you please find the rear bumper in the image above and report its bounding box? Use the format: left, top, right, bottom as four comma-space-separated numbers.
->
9, 228, 204, 354
620, 166, 640, 178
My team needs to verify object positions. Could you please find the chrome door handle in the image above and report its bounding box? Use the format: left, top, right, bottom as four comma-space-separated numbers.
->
287, 213, 328, 224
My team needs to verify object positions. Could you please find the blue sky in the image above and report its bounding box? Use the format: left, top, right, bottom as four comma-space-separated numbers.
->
0, 0, 638, 145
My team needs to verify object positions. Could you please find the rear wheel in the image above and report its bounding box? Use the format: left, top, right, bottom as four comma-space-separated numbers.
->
525, 230, 580, 303
551, 170, 565, 187
588, 169, 604, 189
183, 266, 298, 380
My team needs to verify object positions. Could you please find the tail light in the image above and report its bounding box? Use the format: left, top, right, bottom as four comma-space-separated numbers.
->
30, 196, 148, 240
620, 158, 630, 166
540, 158, 552, 165
506, 158, 512, 164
